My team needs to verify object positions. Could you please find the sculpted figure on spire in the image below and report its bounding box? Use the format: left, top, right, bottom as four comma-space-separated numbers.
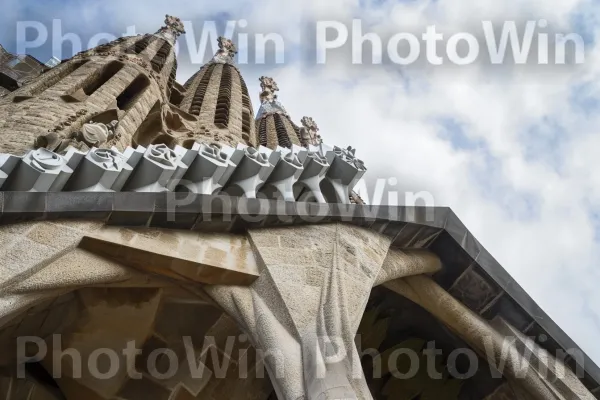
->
212, 37, 238, 64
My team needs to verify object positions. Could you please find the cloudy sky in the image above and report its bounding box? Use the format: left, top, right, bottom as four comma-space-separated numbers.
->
1, 0, 599, 367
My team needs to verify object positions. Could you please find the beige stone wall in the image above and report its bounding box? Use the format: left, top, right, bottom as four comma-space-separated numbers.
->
0, 222, 273, 400
0, 220, 595, 399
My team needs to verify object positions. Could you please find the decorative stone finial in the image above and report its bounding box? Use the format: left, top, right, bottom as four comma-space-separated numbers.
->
211, 37, 237, 64
300, 116, 322, 146
164, 15, 186, 36
256, 76, 289, 119
259, 76, 279, 103
155, 15, 186, 43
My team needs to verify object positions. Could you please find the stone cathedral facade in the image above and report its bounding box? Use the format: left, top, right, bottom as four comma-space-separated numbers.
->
0, 15, 598, 400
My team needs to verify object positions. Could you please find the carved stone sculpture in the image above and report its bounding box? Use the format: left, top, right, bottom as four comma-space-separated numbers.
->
212, 36, 238, 64
300, 116, 322, 147
256, 76, 290, 120
157, 14, 186, 40
259, 76, 280, 103
80, 122, 110, 146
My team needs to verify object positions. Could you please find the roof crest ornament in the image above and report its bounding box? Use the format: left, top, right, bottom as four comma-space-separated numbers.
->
211, 37, 237, 64
155, 15, 186, 44
256, 76, 289, 119
300, 116, 322, 147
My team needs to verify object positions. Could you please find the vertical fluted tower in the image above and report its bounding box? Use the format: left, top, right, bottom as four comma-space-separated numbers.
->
0, 15, 185, 155
255, 76, 302, 149
180, 37, 255, 147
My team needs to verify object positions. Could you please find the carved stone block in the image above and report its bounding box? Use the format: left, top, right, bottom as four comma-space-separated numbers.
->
3, 149, 74, 192
223, 145, 277, 198
63, 147, 135, 192
0, 153, 21, 189
179, 143, 243, 194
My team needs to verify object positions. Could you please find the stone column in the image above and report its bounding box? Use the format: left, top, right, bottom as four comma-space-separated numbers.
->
384, 276, 595, 400
203, 223, 441, 399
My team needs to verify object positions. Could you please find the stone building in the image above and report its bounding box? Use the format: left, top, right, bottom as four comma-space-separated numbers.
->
0, 15, 598, 400
0, 45, 48, 97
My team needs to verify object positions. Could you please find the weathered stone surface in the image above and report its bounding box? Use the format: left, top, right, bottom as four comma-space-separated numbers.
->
203, 223, 395, 399
384, 276, 596, 400
0, 221, 103, 291
49, 288, 162, 398
79, 226, 259, 285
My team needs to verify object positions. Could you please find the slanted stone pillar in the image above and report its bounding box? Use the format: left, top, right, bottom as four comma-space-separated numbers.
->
202, 223, 440, 399
384, 276, 595, 400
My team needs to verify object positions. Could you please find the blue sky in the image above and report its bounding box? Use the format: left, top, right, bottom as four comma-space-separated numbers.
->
1, 0, 600, 370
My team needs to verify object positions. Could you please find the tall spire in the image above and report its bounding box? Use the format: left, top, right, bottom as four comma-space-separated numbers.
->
154, 15, 186, 44
211, 37, 238, 64
180, 37, 256, 147
255, 76, 303, 148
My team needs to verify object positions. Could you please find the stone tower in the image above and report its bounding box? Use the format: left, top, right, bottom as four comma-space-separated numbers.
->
180, 37, 255, 147
0, 15, 185, 155
255, 76, 302, 149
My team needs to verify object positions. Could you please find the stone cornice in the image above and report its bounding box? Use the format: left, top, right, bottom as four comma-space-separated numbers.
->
0, 142, 366, 204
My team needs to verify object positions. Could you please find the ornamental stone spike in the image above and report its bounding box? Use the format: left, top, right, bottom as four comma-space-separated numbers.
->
300, 116, 322, 147
223, 145, 277, 198
293, 144, 330, 203
259, 76, 279, 103
321, 145, 367, 204
211, 36, 238, 64
0, 153, 21, 189
261, 146, 304, 201
62, 147, 135, 192
256, 76, 289, 119
3, 148, 74, 192
178, 143, 244, 195
122, 144, 183, 192
154, 14, 186, 44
